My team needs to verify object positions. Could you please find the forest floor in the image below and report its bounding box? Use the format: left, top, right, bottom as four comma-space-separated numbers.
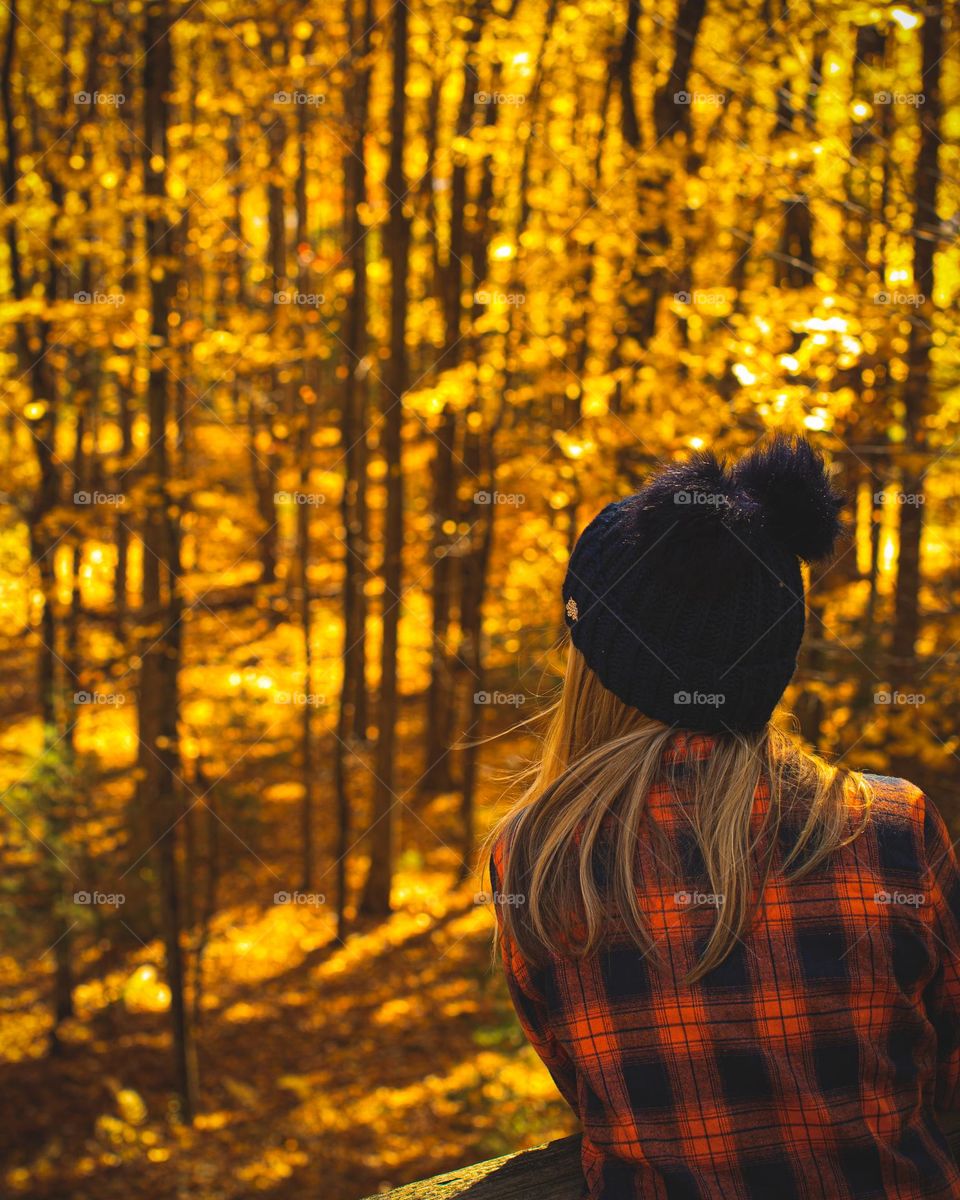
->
0, 712, 576, 1200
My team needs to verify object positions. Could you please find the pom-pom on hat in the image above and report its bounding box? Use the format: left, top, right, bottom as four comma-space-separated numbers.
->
561, 435, 846, 734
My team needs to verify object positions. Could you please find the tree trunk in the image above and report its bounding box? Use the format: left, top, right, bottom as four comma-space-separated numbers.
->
360, 0, 410, 916
339, 0, 373, 744
422, 2, 490, 792
137, 0, 197, 1119
246, 384, 280, 588
334, 0, 375, 938
613, 0, 640, 148
114, 386, 133, 636
455, 428, 497, 879
652, 0, 707, 142
2, 0, 75, 1048
298, 412, 317, 890
892, 3, 942, 669
295, 90, 317, 892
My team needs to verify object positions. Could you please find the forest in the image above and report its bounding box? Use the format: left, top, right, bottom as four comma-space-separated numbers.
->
2, 0, 960, 1196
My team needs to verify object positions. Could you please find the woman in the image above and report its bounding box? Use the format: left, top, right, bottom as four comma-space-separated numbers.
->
486, 436, 960, 1199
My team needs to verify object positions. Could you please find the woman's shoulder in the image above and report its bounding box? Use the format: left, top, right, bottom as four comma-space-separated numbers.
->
854, 771, 931, 870
859, 771, 926, 820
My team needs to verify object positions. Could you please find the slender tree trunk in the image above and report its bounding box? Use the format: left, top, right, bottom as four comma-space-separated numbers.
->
66, 404, 86, 758
114, 386, 133, 634
52, 395, 77, 1034
892, 3, 942, 670
422, 406, 458, 791
360, 0, 410, 916
298, 412, 317, 890
267, 116, 287, 597
138, 0, 196, 1119
340, 0, 372, 743
865, 460, 884, 638
653, 0, 707, 141
226, 115, 246, 307
450, 59, 503, 873
246, 387, 279, 588
294, 93, 317, 892
455, 423, 498, 879
334, 0, 374, 937
419, 74, 442, 304
190, 759, 219, 1029
2, 0, 75, 1048
422, 3, 490, 792
843, 24, 886, 270
613, 0, 640, 148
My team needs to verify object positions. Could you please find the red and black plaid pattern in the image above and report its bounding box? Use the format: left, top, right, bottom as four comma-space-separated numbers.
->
491, 732, 960, 1199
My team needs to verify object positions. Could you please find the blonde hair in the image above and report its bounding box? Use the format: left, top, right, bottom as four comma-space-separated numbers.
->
483, 642, 874, 983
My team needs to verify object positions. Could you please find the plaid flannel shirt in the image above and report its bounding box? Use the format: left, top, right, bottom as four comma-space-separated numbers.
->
491, 732, 960, 1199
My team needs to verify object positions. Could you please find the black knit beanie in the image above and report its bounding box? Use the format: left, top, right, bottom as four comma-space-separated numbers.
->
561, 435, 846, 734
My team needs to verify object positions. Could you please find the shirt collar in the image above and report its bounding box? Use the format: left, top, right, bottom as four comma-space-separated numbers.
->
661, 729, 718, 765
